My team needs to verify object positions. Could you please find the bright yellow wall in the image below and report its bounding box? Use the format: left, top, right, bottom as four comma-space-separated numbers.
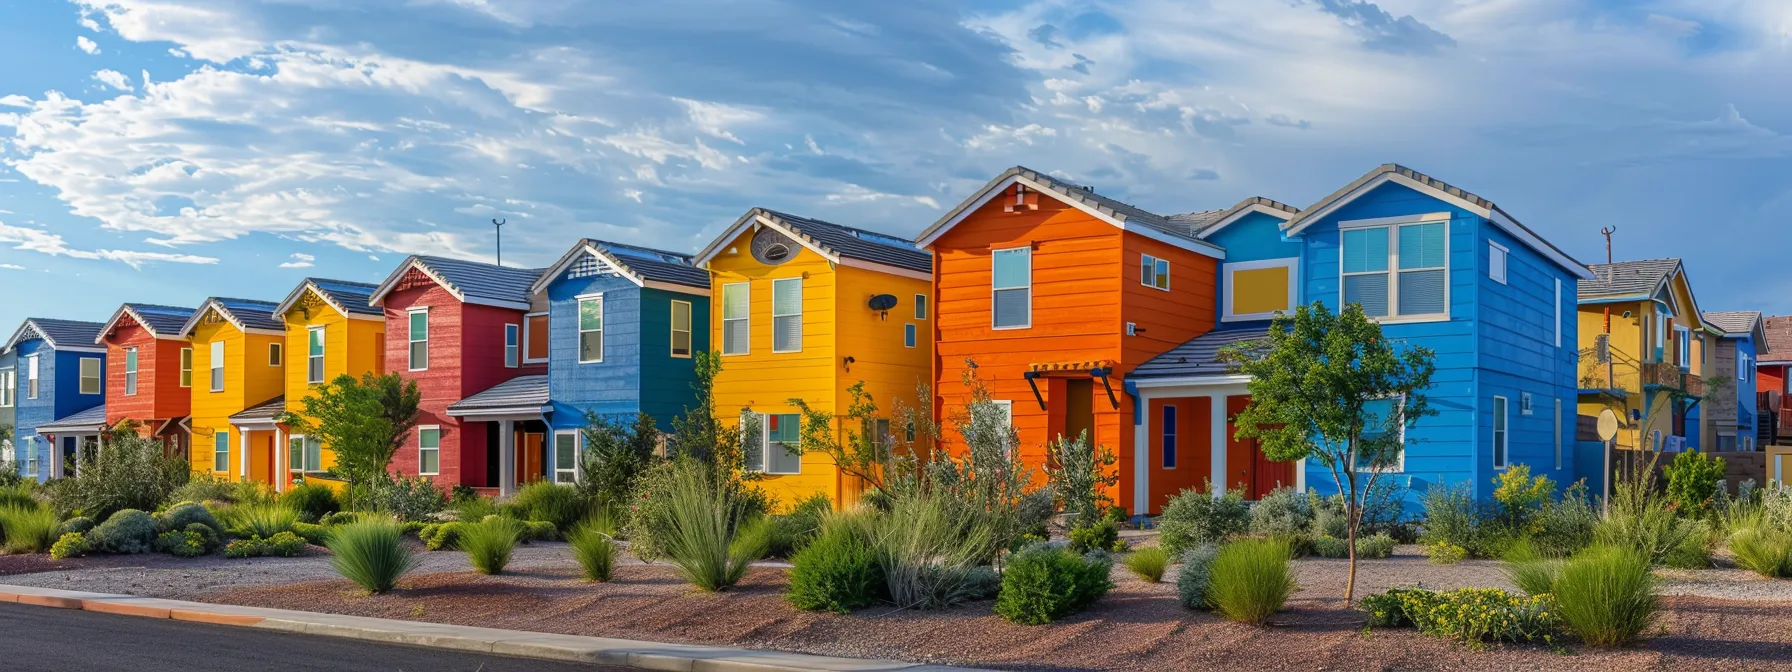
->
282, 294, 386, 475
832, 264, 934, 504
188, 317, 285, 481
1576, 281, 1703, 452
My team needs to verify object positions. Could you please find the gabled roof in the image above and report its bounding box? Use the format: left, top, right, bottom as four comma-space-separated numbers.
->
1281, 164, 1593, 280
97, 303, 196, 343
694, 208, 932, 278
1761, 316, 1792, 364
1705, 311, 1768, 347
1132, 326, 1270, 379
6, 318, 107, 352
1579, 259, 1683, 303
229, 396, 286, 424
274, 278, 382, 320
914, 166, 1225, 258
1191, 196, 1302, 239
180, 297, 285, 337
531, 239, 710, 295
35, 405, 110, 434
445, 375, 550, 416
368, 255, 545, 311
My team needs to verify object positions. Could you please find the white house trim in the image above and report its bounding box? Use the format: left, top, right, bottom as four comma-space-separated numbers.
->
1196, 203, 1296, 240
915, 174, 1225, 258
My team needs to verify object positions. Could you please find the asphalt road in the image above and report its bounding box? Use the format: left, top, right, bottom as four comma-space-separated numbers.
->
0, 602, 631, 671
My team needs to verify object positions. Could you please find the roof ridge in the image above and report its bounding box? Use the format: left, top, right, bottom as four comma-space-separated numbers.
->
306, 277, 378, 288
590, 239, 695, 260
762, 209, 920, 252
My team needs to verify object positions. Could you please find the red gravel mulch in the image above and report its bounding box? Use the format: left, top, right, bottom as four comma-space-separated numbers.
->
0, 554, 76, 576
199, 564, 1792, 671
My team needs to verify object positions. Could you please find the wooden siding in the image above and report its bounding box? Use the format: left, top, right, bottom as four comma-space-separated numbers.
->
638, 287, 711, 427
187, 320, 284, 481
103, 318, 191, 426
283, 293, 386, 483
13, 340, 60, 480
1476, 219, 1578, 486
546, 273, 644, 430
1144, 397, 1210, 514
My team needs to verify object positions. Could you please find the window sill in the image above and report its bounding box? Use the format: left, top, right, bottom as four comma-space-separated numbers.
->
992, 325, 1031, 331
1372, 314, 1451, 326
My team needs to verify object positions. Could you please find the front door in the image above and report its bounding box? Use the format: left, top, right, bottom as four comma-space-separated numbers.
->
1224, 395, 1295, 500
1063, 378, 1095, 446
517, 432, 546, 485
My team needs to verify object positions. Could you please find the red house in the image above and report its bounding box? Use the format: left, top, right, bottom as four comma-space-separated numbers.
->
368, 256, 547, 494
95, 303, 198, 453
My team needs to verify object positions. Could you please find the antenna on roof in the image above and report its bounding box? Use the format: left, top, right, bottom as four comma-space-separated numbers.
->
493, 218, 507, 266
1601, 226, 1616, 335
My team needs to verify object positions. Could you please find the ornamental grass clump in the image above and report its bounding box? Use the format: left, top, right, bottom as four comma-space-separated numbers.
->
511, 481, 590, 534
660, 460, 765, 592
460, 516, 522, 575
786, 511, 885, 613
279, 483, 342, 522
1206, 538, 1296, 625
1123, 546, 1170, 583
1501, 539, 1562, 597
1728, 527, 1792, 579
0, 504, 62, 554
1551, 545, 1657, 648
567, 516, 620, 582
327, 518, 420, 595
994, 545, 1115, 625
222, 502, 301, 539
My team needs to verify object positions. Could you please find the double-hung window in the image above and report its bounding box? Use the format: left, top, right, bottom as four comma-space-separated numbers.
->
722, 283, 749, 355
578, 295, 603, 363
25, 437, 37, 477
1492, 396, 1510, 469
1357, 396, 1407, 472
407, 308, 429, 371
418, 427, 441, 475
772, 278, 802, 352
1342, 220, 1447, 319
179, 348, 193, 388
670, 300, 693, 358
209, 341, 225, 392
1141, 254, 1170, 290
1161, 405, 1178, 469
913, 294, 928, 320
0, 370, 12, 407
79, 358, 100, 395
307, 327, 327, 384
24, 355, 36, 399
1676, 326, 1691, 371
1488, 241, 1508, 284
288, 435, 322, 473
214, 432, 230, 472
743, 413, 802, 474
124, 348, 139, 395
992, 247, 1031, 329
504, 323, 520, 368
553, 431, 579, 484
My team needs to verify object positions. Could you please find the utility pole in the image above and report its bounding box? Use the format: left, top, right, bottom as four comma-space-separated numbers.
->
493, 218, 507, 266
1601, 226, 1616, 334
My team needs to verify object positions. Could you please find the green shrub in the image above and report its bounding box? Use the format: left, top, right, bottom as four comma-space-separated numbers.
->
221, 502, 300, 539
224, 532, 308, 559
1123, 546, 1170, 582
519, 519, 557, 542
168, 475, 240, 506
1358, 479, 1413, 540
786, 512, 885, 613
49, 531, 90, 559
1661, 519, 1715, 569
157, 530, 208, 558
511, 482, 589, 533
1532, 482, 1598, 558
0, 483, 37, 511
1664, 450, 1726, 513
729, 515, 780, 561
1310, 495, 1349, 540
156, 501, 222, 535
90, 509, 157, 554
327, 519, 420, 594
1360, 587, 1419, 627
1729, 528, 1792, 579
451, 497, 497, 524
4, 505, 67, 554
872, 490, 998, 610
1356, 533, 1397, 559
421, 521, 465, 551
399, 520, 429, 537
1552, 545, 1657, 648
1176, 544, 1219, 610
318, 510, 364, 527
280, 483, 342, 521
359, 475, 446, 522
1157, 484, 1249, 556
461, 516, 522, 575
1491, 464, 1555, 532
43, 434, 190, 521
1310, 536, 1349, 558
1424, 541, 1466, 565
994, 546, 1115, 625
1501, 540, 1561, 597
659, 461, 765, 592
1248, 488, 1313, 538
58, 516, 95, 536
763, 493, 833, 558
1068, 518, 1124, 553
1364, 587, 1560, 645
568, 521, 619, 582
1597, 476, 1704, 566
291, 522, 330, 546
1207, 538, 1296, 625
185, 522, 221, 552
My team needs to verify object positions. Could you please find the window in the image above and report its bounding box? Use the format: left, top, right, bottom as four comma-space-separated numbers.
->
1223, 259, 1297, 322
407, 308, 429, 371
670, 300, 693, 358
268, 343, 283, 367
418, 427, 440, 475
577, 295, 603, 363
867, 418, 893, 450
914, 294, 928, 320
1554, 398, 1563, 470
1492, 396, 1509, 469
1161, 405, 1177, 469
123, 348, 139, 395
25, 355, 39, 399
78, 357, 100, 395
289, 435, 323, 473
992, 247, 1032, 329
504, 323, 520, 368
1141, 254, 1170, 290
772, 277, 803, 352
993, 400, 1014, 427
1676, 326, 1691, 371
1357, 396, 1406, 472
745, 413, 802, 475
179, 348, 193, 388
307, 326, 326, 383
553, 431, 579, 484
210, 341, 225, 392
26, 436, 37, 477
214, 432, 230, 472
1520, 392, 1533, 416
1488, 241, 1508, 284
1342, 220, 1446, 319
0, 370, 12, 407
1553, 279, 1562, 348
522, 313, 549, 364
904, 323, 917, 348
905, 421, 916, 443
722, 283, 749, 355
1740, 353, 1751, 381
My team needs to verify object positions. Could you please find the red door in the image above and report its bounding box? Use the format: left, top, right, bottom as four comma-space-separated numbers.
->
1225, 395, 1295, 500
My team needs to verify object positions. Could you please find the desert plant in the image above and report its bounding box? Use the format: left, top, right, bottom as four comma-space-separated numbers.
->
221, 502, 300, 539
994, 546, 1115, 625
1310, 536, 1349, 558
224, 531, 308, 558
157, 530, 208, 558
291, 521, 331, 546
185, 522, 221, 552
460, 516, 522, 575
49, 531, 90, 559
156, 502, 222, 534
280, 483, 342, 521
1249, 487, 1314, 538
786, 511, 885, 613
762, 493, 832, 558
1490, 464, 1555, 532
357, 474, 446, 521
568, 516, 620, 582
44, 434, 190, 521
1364, 587, 1560, 645
1729, 527, 1792, 578
1355, 533, 1396, 559
511, 482, 590, 533
419, 521, 465, 551
168, 474, 239, 506
1552, 545, 1657, 647
1, 505, 62, 553
1123, 546, 1170, 582
1532, 481, 1598, 558
90, 508, 157, 554
1418, 484, 1489, 554
1664, 450, 1726, 513
1206, 538, 1296, 624
278, 372, 421, 489
1046, 430, 1119, 526
58, 516, 95, 536
327, 518, 420, 594
873, 489, 997, 610
1501, 539, 1562, 597
659, 460, 764, 591
1157, 483, 1249, 556
577, 412, 661, 509
1424, 540, 1467, 565
0, 483, 40, 511
1068, 517, 1124, 553
1176, 544, 1219, 610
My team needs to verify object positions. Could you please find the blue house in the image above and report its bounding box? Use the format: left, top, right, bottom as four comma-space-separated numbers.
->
6, 318, 108, 481
524, 239, 711, 483
1695, 311, 1764, 452
1129, 165, 1594, 511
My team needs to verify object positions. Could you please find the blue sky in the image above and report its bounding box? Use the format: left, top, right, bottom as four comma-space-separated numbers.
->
2, 0, 1791, 331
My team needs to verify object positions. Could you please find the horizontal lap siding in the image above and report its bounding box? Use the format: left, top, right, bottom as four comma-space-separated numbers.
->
1477, 221, 1577, 489
14, 341, 56, 480
1114, 234, 1220, 509
834, 264, 933, 507
386, 285, 470, 487
189, 322, 285, 480
638, 287, 709, 430
285, 305, 386, 477
547, 275, 643, 431
104, 322, 160, 425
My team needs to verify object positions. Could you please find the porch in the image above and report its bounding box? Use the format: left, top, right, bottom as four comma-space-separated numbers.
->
229, 396, 288, 491
446, 375, 562, 497
36, 405, 109, 479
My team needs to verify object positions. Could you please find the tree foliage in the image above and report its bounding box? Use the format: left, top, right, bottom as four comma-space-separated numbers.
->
279, 372, 421, 487
1045, 430, 1118, 526
579, 411, 661, 508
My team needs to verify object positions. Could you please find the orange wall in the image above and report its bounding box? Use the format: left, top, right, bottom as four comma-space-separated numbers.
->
1145, 397, 1210, 514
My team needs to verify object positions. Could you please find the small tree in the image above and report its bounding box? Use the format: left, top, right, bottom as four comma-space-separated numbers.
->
1046, 430, 1118, 526
1222, 302, 1436, 603
790, 381, 914, 491
279, 372, 422, 488
579, 412, 660, 508
670, 352, 745, 471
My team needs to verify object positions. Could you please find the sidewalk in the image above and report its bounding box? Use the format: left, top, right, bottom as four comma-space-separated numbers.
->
0, 583, 982, 672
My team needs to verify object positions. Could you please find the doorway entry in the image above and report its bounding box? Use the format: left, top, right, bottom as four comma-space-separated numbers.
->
1225, 395, 1295, 500
1063, 378, 1095, 446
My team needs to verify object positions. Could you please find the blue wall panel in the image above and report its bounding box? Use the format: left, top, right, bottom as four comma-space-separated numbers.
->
546, 271, 644, 432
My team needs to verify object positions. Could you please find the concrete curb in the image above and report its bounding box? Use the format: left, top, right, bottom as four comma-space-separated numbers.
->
0, 584, 982, 672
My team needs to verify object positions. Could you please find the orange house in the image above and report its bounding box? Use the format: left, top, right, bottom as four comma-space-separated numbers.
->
916, 166, 1223, 513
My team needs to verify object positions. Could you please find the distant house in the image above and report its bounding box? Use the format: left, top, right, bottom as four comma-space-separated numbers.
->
1693, 311, 1764, 452
272, 278, 385, 491
6, 318, 107, 481
0, 347, 14, 471
1578, 259, 1708, 458
95, 303, 197, 456
180, 298, 287, 484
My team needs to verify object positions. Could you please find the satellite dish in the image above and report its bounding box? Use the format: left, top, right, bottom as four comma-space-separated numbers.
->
867, 294, 898, 311
1596, 409, 1620, 442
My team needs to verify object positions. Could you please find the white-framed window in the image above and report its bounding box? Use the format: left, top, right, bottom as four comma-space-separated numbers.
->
577, 294, 603, 363
418, 426, 441, 475
268, 342, 283, 367
407, 308, 430, 371
1676, 326, 1691, 371
744, 412, 802, 475
1341, 218, 1447, 320
914, 294, 928, 320
289, 435, 323, 473
26, 436, 38, 477
904, 323, 917, 348
1520, 391, 1534, 416
124, 347, 139, 396
1357, 395, 1407, 472
1222, 258, 1299, 322
722, 282, 749, 355
214, 431, 230, 472
553, 431, 580, 484
1492, 395, 1509, 469
772, 277, 803, 353
179, 348, 193, 388
504, 323, 520, 368
992, 247, 1032, 329
306, 326, 327, 384
210, 340, 225, 392
522, 312, 549, 364
1141, 253, 1170, 290
1554, 398, 1563, 470
1161, 404, 1178, 469
1488, 241, 1508, 285
1553, 279, 1562, 348
78, 357, 101, 395
992, 400, 1014, 428
670, 300, 693, 358
0, 369, 12, 408
24, 355, 36, 399
1740, 353, 1751, 382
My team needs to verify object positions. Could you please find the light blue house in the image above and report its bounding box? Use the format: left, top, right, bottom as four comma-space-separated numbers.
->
521, 239, 711, 483
1693, 311, 1764, 452
6, 318, 108, 481
1129, 165, 1594, 511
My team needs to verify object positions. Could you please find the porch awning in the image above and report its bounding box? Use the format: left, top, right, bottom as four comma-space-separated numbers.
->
1131, 326, 1270, 380
36, 405, 110, 434
446, 375, 550, 418
229, 396, 285, 427
1027, 359, 1117, 375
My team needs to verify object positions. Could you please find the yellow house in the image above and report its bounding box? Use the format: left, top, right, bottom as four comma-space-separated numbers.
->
1577, 259, 1709, 452
273, 279, 387, 491
181, 297, 288, 484
694, 208, 934, 509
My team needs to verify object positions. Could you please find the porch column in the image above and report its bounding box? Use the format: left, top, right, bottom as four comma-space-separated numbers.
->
240, 429, 250, 481
499, 419, 516, 497
274, 427, 286, 493
1210, 395, 1227, 498
1132, 391, 1150, 515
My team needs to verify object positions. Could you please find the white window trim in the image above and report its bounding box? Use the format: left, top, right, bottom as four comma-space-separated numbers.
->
124, 347, 139, 396
904, 323, 917, 349
750, 412, 803, 475
1337, 215, 1451, 323
209, 341, 225, 393
0, 369, 12, 408
1140, 253, 1171, 292
1520, 391, 1534, 416
721, 282, 750, 356
24, 355, 37, 400
991, 247, 1032, 330
289, 434, 324, 473
521, 312, 549, 364
78, 357, 101, 395
670, 299, 694, 359
1676, 326, 1692, 372
268, 342, 283, 368
1222, 257, 1300, 323
307, 326, 327, 384
1553, 278, 1562, 348
913, 294, 928, 320
1492, 395, 1510, 470
417, 425, 441, 476
1554, 398, 1563, 470
577, 293, 604, 364
1488, 240, 1508, 285
407, 307, 430, 372
504, 323, 520, 368
771, 277, 803, 354
992, 400, 1014, 427
552, 430, 581, 485
214, 431, 230, 473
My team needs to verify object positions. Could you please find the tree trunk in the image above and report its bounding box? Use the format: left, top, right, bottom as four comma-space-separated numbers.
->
1344, 501, 1359, 604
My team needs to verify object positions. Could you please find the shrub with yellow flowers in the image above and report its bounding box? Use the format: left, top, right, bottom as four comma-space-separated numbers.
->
1362, 587, 1560, 648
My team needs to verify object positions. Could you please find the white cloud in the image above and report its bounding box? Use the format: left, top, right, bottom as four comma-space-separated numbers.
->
278, 252, 315, 268
0, 220, 218, 269
76, 36, 100, 55
92, 69, 134, 91
0, 264, 23, 270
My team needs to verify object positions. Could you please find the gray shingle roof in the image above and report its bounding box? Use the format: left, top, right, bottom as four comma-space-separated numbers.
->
229, 396, 286, 423
446, 375, 549, 415
372, 255, 545, 309
124, 304, 197, 335
1579, 259, 1682, 302
36, 405, 110, 433
599, 242, 710, 288
7, 318, 107, 351
274, 278, 381, 319
1186, 196, 1303, 237
1132, 327, 1271, 379
181, 297, 284, 335
918, 166, 1224, 256
760, 209, 932, 274
1704, 311, 1761, 336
